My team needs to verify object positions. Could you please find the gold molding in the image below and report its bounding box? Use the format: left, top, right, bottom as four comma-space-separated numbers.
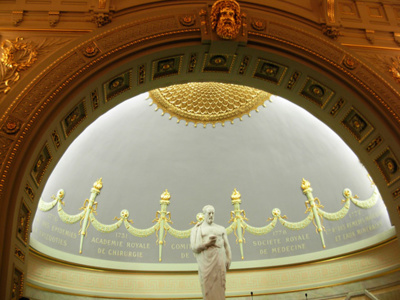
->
341, 44, 400, 51
0, 28, 92, 33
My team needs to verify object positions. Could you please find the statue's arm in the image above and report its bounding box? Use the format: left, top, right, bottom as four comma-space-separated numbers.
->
223, 229, 232, 270
190, 226, 205, 254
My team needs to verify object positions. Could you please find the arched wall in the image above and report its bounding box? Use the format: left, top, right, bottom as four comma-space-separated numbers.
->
1, 2, 400, 299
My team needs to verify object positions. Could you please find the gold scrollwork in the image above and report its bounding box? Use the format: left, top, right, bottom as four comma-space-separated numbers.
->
1, 37, 38, 94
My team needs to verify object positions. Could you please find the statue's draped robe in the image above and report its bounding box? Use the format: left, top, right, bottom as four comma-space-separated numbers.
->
191, 224, 227, 300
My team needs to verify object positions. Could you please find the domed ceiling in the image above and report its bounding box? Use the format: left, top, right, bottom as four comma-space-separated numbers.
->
30, 83, 393, 271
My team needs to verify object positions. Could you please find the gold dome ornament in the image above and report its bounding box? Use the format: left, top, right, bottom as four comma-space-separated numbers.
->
148, 82, 272, 128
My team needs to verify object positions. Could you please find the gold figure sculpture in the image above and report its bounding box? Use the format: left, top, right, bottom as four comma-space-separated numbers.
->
210, 0, 242, 40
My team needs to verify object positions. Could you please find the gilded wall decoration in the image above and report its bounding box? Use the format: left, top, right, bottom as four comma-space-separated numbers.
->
12, 11, 23, 26
103, 71, 131, 101
48, 11, 60, 27
342, 56, 357, 70
354, 54, 400, 85
375, 148, 400, 186
210, 0, 242, 40
199, 9, 208, 35
366, 4, 386, 19
95, 16, 179, 50
138, 64, 146, 84
300, 77, 334, 108
179, 15, 196, 27
148, 82, 271, 127
11, 267, 23, 300
39, 177, 379, 261
341, 107, 374, 142
238, 55, 250, 75
326, 0, 335, 23
25, 183, 35, 202
267, 21, 344, 63
61, 100, 87, 137
322, 26, 340, 40
30, 143, 52, 186
98, 0, 107, 9
17, 201, 31, 244
388, 56, 400, 84
365, 29, 375, 43
152, 56, 182, 80
330, 98, 345, 117
286, 71, 301, 90
0, 135, 14, 168
11, 46, 82, 119
0, 37, 38, 94
253, 59, 288, 85
366, 136, 383, 153
393, 187, 400, 200
187, 54, 197, 73
51, 130, 61, 149
14, 247, 25, 262
90, 89, 99, 111
251, 19, 266, 31
202, 53, 236, 73
338, 1, 359, 19
92, 12, 112, 27
2, 116, 21, 135
81, 43, 100, 58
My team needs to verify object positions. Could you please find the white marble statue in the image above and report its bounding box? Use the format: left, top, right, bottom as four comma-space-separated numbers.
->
190, 205, 232, 300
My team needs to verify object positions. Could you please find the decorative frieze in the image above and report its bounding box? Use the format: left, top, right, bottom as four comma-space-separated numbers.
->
202, 54, 236, 73
30, 143, 52, 186
366, 136, 383, 153
61, 100, 87, 137
51, 130, 62, 149
2, 116, 21, 135
187, 54, 197, 73
253, 59, 287, 85
152, 56, 183, 79
138, 65, 146, 84
14, 246, 25, 262
90, 89, 99, 111
330, 98, 345, 117
24, 183, 35, 202
341, 107, 374, 142
17, 201, 31, 244
300, 77, 334, 108
375, 148, 400, 186
11, 267, 24, 300
286, 71, 300, 90
238, 56, 250, 75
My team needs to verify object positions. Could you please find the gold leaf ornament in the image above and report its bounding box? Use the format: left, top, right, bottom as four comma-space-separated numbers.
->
1, 37, 38, 94
149, 82, 271, 127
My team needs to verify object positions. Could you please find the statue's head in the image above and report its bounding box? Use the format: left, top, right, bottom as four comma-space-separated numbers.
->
210, 0, 241, 40
202, 205, 215, 224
